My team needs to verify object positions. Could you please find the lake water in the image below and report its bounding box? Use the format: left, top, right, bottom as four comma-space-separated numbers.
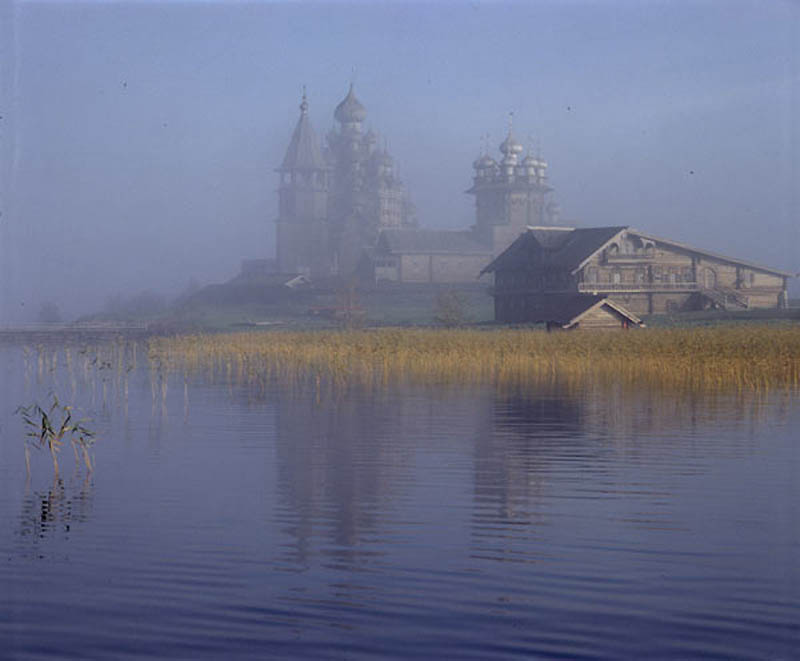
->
0, 342, 798, 659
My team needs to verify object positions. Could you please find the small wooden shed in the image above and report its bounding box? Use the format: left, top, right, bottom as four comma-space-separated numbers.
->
516, 294, 644, 331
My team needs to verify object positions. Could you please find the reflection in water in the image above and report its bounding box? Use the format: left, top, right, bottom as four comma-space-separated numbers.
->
273, 386, 417, 568
17, 474, 94, 557
2, 341, 798, 660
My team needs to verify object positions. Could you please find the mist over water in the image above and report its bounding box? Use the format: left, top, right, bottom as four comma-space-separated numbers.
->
0, 1, 798, 320
0, 342, 798, 658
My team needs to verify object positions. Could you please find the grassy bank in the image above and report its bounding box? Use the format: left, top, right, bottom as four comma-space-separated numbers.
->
148, 325, 800, 391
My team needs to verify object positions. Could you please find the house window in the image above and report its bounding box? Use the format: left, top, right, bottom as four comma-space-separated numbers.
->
612, 270, 622, 285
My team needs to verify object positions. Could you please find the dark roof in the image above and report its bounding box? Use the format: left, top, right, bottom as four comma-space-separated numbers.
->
482, 225, 795, 279
519, 294, 642, 326
280, 109, 325, 171
377, 229, 489, 255
482, 226, 626, 273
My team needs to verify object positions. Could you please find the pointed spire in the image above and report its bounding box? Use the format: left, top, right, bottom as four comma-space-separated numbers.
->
299, 85, 308, 115
280, 88, 325, 171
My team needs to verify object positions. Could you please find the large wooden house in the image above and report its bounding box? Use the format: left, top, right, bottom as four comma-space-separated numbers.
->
482, 226, 793, 321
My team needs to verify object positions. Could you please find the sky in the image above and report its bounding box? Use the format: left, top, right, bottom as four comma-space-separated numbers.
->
0, 0, 798, 319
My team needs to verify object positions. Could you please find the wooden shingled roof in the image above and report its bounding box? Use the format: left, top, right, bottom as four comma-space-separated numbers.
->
482, 225, 794, 278
481, 226, 626, 274
279, 104, 326, 171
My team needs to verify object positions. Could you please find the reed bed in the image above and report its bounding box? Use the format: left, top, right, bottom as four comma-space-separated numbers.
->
147, 326, 800, 392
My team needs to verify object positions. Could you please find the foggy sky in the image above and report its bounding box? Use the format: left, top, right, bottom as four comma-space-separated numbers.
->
1, 0, 798, 320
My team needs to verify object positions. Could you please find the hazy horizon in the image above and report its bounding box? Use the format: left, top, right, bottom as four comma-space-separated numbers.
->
1, 0, 798, 320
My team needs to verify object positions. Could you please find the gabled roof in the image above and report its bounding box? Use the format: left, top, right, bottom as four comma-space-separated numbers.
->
377, 229, 489, 256
279, 103, 325, 171
629, 230, 795, 277
483, 225, 795, 278
481, 226, 626, 274
519, 294, 643, 328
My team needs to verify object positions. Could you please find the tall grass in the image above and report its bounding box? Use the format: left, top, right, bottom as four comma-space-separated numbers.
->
147, 326, 800, 392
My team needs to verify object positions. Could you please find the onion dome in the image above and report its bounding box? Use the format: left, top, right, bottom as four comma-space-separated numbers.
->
474, 154, 497, 171
334, 83, 367, 124
499, 134, 524, 157
521, 153, 537, 177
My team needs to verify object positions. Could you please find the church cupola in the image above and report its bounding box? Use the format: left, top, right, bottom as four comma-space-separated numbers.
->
473, 154, 497, 182
334, 83, 367, 133
499, 118, 523, 179
522, 153, 538, 178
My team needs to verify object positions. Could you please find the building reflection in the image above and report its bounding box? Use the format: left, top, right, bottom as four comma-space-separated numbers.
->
271, 382, 494, 569
273, 385, 412, 568
269, 374, 793, 571
469, 380, 793, 563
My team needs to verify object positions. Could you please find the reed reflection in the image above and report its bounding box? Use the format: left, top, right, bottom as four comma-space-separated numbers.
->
17, 474, 94, 557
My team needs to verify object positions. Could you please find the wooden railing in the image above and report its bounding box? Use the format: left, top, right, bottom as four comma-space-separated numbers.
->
604, 253, 655, 262
578, 282, 699, 293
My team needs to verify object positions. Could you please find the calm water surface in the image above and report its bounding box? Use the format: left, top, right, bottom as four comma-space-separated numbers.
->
0, 343, 798, 659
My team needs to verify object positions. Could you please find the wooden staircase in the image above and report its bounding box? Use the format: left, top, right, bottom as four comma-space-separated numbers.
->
700, 287, 749, 310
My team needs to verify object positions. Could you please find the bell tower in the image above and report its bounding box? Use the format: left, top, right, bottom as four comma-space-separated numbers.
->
467, 116, 555, 255
276, 90, 330, 277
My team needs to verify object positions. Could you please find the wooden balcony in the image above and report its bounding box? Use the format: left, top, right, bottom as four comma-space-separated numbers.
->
578, 282, 699, 293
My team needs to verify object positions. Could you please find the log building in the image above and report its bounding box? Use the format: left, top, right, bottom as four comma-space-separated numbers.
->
482, 226, 793, 321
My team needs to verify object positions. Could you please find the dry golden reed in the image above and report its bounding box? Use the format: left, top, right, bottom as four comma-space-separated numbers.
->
147, 326, 800, 392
